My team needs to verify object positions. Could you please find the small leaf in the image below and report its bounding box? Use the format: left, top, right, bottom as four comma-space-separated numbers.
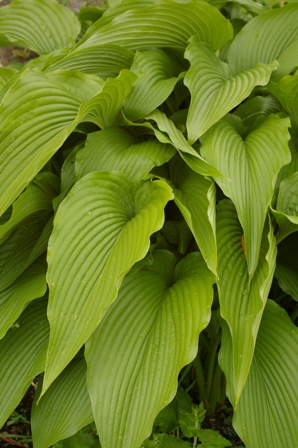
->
0, 298, 49, 428
124, 49, 185, 121
86, 251, 214, 448
198, 428, 232, 447
44, 173, 173, 392
0, 0, 80, 54
201, 114, 290, 276
0, 258, 47, 338
179, 403, 206, 438
184, 37, 277, 142
32, 359, 93, 448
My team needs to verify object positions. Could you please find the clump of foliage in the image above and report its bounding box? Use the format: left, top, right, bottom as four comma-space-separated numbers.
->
0, 0, 298, 447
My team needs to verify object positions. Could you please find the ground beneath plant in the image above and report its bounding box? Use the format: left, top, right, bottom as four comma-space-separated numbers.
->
1, 387, 245, 447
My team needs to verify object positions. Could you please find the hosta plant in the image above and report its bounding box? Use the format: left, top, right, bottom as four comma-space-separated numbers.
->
0, 0, 298, 447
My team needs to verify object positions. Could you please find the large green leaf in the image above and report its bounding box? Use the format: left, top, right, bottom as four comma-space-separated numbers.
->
275, 232, 298, 302
0, 298, 49, 428
123, 49, 185, 121
200, 114, 290, 276
0, 69, 103, 218
143, 110, 220, 177
75, 127, 175, 183
43, 173, 173, 393
184, 37, 277, 143
223, 300, 298, 448
0, 0, 80, 54
0, 258, 47, 339
167, 156, 217, 275
216, 200, 276, 405
77, 0, 233, 51
45, 44, 134, 79
32, 358, 93, 448
227, 4, 298, 80
86, 250, 214, 448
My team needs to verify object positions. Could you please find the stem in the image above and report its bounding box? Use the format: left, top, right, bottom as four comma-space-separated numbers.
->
193, 352, 210, 413
208, 362, 225, 414
206, 330, 222, 398
192, 436, 197, 448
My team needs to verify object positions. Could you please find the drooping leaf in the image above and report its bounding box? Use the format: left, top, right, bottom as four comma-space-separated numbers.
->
275, 232, 298, 302
75, 127, 175, 183
167, 155, 217, 275
0, 298, 49, 428
216, 200, 276, 405
0, 68, 103, 217
184, 37, 277, 143
44, 173, 173, 393
0, 0, 80, 54
86, 250, 214, 448
227, 3, 298, 80
161, 220, 193, 255
45, 44, 134, 79
144, 110, 220, 177
0, 258, 47, 338
32, 358, 93, 448
200, 113, 290, 276
77, 0, 233, 52
123, 49, 185, 121
225, 300, 298, 448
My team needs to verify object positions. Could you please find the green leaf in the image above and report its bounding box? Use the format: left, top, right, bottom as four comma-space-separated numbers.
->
201, 114, 290, 276
269, 74, 298, 121
275, 232, 298, 302
184, 37, 277, 143
0, 180, 54, 244
0, 68, 103, 217
0, 215, 50, 291
144, 110, 221, 177
32, 359, 93, 448
45, 44, 134, 79
0, 0, 80, 54
272, 172, 298, 242
75, 127, 175, 183
79, 69, 138, 128
77, 0, 233, 51
0, 298, 49, 428
179, 403, 206, 438
216, 200, 276, 405
234, 95, 279, 127
142, 433, 191, 448
198, 428, 232, 447
44, 173, 173, 393
123, 49, 185, 121
86, 250, 214, 448
167, 156, 217, 275
227, 4, 298, 80
0, 258, 47, 339
230, 300, 298, 448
